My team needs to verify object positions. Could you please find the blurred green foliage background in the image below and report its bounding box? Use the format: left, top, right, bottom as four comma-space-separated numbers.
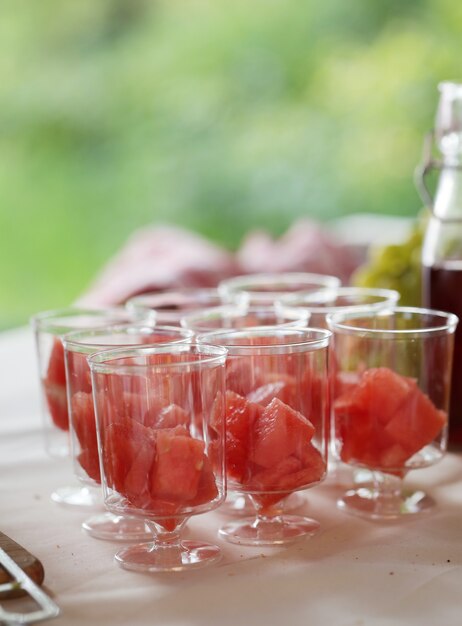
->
1, 0, 461, 329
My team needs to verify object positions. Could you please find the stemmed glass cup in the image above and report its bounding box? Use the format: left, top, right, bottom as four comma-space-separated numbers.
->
89, 343, 227, 572
198, 327, 330, 546
327, 307, 458, 520
125, 288, 231, 326
182, 304, 310, 516
181, 304, 309, 333
63, 324, 193, 541
31, 307, 139, 507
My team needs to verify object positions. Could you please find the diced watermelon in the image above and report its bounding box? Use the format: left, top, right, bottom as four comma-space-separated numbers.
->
103, 420, 155, 492
43, 336, 69, 430
155, 404, 190, 429
247, 377, 296, 407
251, 398, 315, 468
385, 388, 447, 458
149, 430, 204, 501
124, 443, 157, 501
127, 494, 182, 532
77, 448, 100, 483
277, 444, 326, 489
71, 392, 97, 454
334, 366, 446, 471
350, 368, 416, 425
300, 369, 329, 434
225, 358, 263, 396
221, 391, 261, 482
246, 456, 302, 491
334, 370, 361, 399
46, 339, 66, 387
43, 379, 69, 431
67, 351, 92, 394
189, 455, 219, 506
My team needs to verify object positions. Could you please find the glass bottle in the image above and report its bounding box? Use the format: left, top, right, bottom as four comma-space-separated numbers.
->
417, 81, 462, 447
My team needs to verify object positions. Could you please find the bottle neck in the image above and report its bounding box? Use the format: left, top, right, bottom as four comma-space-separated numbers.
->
433, 165, 462, 220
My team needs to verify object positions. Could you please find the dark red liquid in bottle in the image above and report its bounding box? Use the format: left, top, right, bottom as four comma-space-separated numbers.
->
423, 263, 462, 447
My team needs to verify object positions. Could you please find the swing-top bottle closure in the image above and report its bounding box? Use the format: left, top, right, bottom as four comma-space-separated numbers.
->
415, 81, 462, 219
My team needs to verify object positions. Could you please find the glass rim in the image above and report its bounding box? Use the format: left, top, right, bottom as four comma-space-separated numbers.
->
277, 287, 400, 314
88, 342, 228, 375
63, 324, 194, 355
326, 306, 459, 337
180, 304, 310, 331
218, 272, 341, 299
126, 287, 222, 309
196, 326, 331, 355
31, 306, 134, 334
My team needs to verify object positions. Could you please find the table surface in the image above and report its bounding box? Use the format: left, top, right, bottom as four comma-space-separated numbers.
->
1, 327, 461, 626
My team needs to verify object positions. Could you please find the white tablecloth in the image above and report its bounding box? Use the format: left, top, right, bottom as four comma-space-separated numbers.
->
1, 327, 461, 625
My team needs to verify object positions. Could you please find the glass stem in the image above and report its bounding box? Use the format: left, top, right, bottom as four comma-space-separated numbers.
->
249, 496, 285, 539
146, 520, 185, 547
372, 471, 403, 514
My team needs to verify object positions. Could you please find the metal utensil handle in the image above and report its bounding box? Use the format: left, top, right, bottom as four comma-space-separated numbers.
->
0, 547, 60, 624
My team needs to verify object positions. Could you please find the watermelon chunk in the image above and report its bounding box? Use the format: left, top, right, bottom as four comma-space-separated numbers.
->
246, 456, 302, 491
247, 377, 296, 408
277, 443, 325, 489
43, 380, 69, 431
103, 420, 156, 492
155, 404, 190, 429
124, 443, 157, 501
46, 339, 66, 386
225, 359, 263, 396
251, 398, 315, 468
149, 430, 204, 501
385, 387, 447, 458
350, 368, 416, 425
334, 366, 446, 470
43, 339, 69, 430
221, 391, 261, 482
77, 448, 100, 483
189, 455, 219, 506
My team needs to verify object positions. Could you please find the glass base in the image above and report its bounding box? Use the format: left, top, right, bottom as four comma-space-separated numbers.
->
115, 540, 221, 572
220, 491, 306, 517
82, 513, 152, 542
50, 485, 101, 508
219, 514, 320, 546
338, 487, 435, 521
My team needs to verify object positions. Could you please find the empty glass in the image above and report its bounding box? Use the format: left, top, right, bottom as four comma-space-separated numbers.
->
181, 304, 309, 333
125, 288, 231, 326
218, 272, 340, 306
89, 343, 227, 572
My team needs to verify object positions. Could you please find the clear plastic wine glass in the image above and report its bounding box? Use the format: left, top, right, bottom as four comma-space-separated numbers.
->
218, 272, 340, 306
125, 288, 237, 326
276, 287, 400, 487
198, 327, 330, 546
181, 304, 309, 333
182, 304, 310, 516
327, 306, 458, 520
63, 324, 193, 541
89, 343, 227, 572
31, 307, 143, 507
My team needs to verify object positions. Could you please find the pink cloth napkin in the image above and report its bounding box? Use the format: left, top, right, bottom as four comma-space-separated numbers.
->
78, 221, 360, 306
